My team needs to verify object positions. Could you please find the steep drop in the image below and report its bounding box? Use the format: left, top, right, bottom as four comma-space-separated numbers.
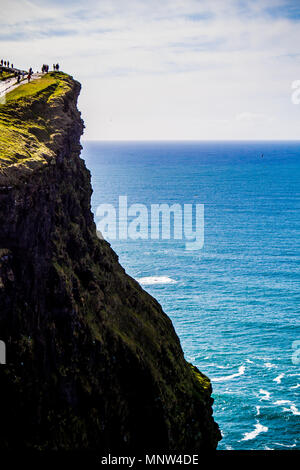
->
0, 72, 221, 451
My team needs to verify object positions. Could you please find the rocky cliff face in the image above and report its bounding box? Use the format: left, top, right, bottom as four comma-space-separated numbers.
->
0, 73, 221, 452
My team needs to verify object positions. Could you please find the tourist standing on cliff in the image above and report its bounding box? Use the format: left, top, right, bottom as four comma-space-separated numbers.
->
56, 63, 59, 71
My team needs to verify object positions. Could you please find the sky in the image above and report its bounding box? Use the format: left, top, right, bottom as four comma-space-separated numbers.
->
1, 0, 300, 140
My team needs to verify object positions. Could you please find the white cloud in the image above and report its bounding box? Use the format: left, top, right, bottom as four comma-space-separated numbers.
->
1, 0, 300, 139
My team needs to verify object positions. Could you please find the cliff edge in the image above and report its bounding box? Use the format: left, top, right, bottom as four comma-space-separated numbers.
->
0, 73, 221, 451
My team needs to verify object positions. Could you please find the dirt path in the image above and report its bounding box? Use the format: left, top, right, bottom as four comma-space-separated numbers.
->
0, 73, 42, 100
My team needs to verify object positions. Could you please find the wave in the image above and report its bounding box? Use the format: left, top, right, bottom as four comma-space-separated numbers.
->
283, 405, 300, 416
137, 276, 177, 285
273, 400, 300, 415
264, 362, 277, 369
212, 365, 245, 382
259, 389, 271, 401
290, 383, 300, 390
273, 373, 285, 384
241, 422, 268, 441
256, 406, 261, 416
273, 400, 292, 405
274, 442, 296, 448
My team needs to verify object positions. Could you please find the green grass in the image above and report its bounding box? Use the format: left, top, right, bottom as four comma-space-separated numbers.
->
5, 72, 70, 102
5, 75, 56, 101
0, 72, 74, 169
189, 363, 211, 392
0, 71, 14, 81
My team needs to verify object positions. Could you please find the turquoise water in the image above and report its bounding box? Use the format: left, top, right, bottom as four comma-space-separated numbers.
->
82, 141, 300, 450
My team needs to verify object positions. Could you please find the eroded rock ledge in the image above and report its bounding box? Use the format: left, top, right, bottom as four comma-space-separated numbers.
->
0, 73, 221, 451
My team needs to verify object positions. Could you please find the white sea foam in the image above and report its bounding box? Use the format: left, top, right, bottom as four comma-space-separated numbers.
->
273, 373, 285, 384
256, 406, 261, 416
246, 359, 254, 364
290, 383, 300, 390
259, 389, 271, 401
283, 405, 300, 416
264, 362, 276, 369
212, 365, 245, 382
137, 276, 177, 286
241, 422, 268, 441
274, 399, 300, 415
273, 400, 292, 405
274, 442, 296, 448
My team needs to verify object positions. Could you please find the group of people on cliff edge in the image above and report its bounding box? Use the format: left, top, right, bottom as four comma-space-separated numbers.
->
41, 63, 60, 73
0, 59, 13, 69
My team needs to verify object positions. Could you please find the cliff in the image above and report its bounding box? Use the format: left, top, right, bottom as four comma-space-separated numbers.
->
0, 72, 221, 452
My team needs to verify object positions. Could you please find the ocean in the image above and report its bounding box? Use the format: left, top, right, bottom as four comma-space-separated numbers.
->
82, 141, 300, 450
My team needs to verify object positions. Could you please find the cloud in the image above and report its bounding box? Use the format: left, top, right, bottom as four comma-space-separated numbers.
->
1, 0, 300, 139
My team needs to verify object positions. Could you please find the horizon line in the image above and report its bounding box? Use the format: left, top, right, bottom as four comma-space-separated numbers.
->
81, 138, 300, 143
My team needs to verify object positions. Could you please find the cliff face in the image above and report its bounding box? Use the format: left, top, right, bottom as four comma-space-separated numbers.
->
0, 73, 221, 451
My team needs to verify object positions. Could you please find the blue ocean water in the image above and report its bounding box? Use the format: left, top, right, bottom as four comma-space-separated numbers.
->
82, 141, 300, 450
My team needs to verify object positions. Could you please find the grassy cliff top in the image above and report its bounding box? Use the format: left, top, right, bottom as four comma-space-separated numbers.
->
0, 72, 75, 173
0, 71, 15, 81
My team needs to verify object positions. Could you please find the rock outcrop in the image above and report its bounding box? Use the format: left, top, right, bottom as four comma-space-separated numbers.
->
0, 73, 221, 452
